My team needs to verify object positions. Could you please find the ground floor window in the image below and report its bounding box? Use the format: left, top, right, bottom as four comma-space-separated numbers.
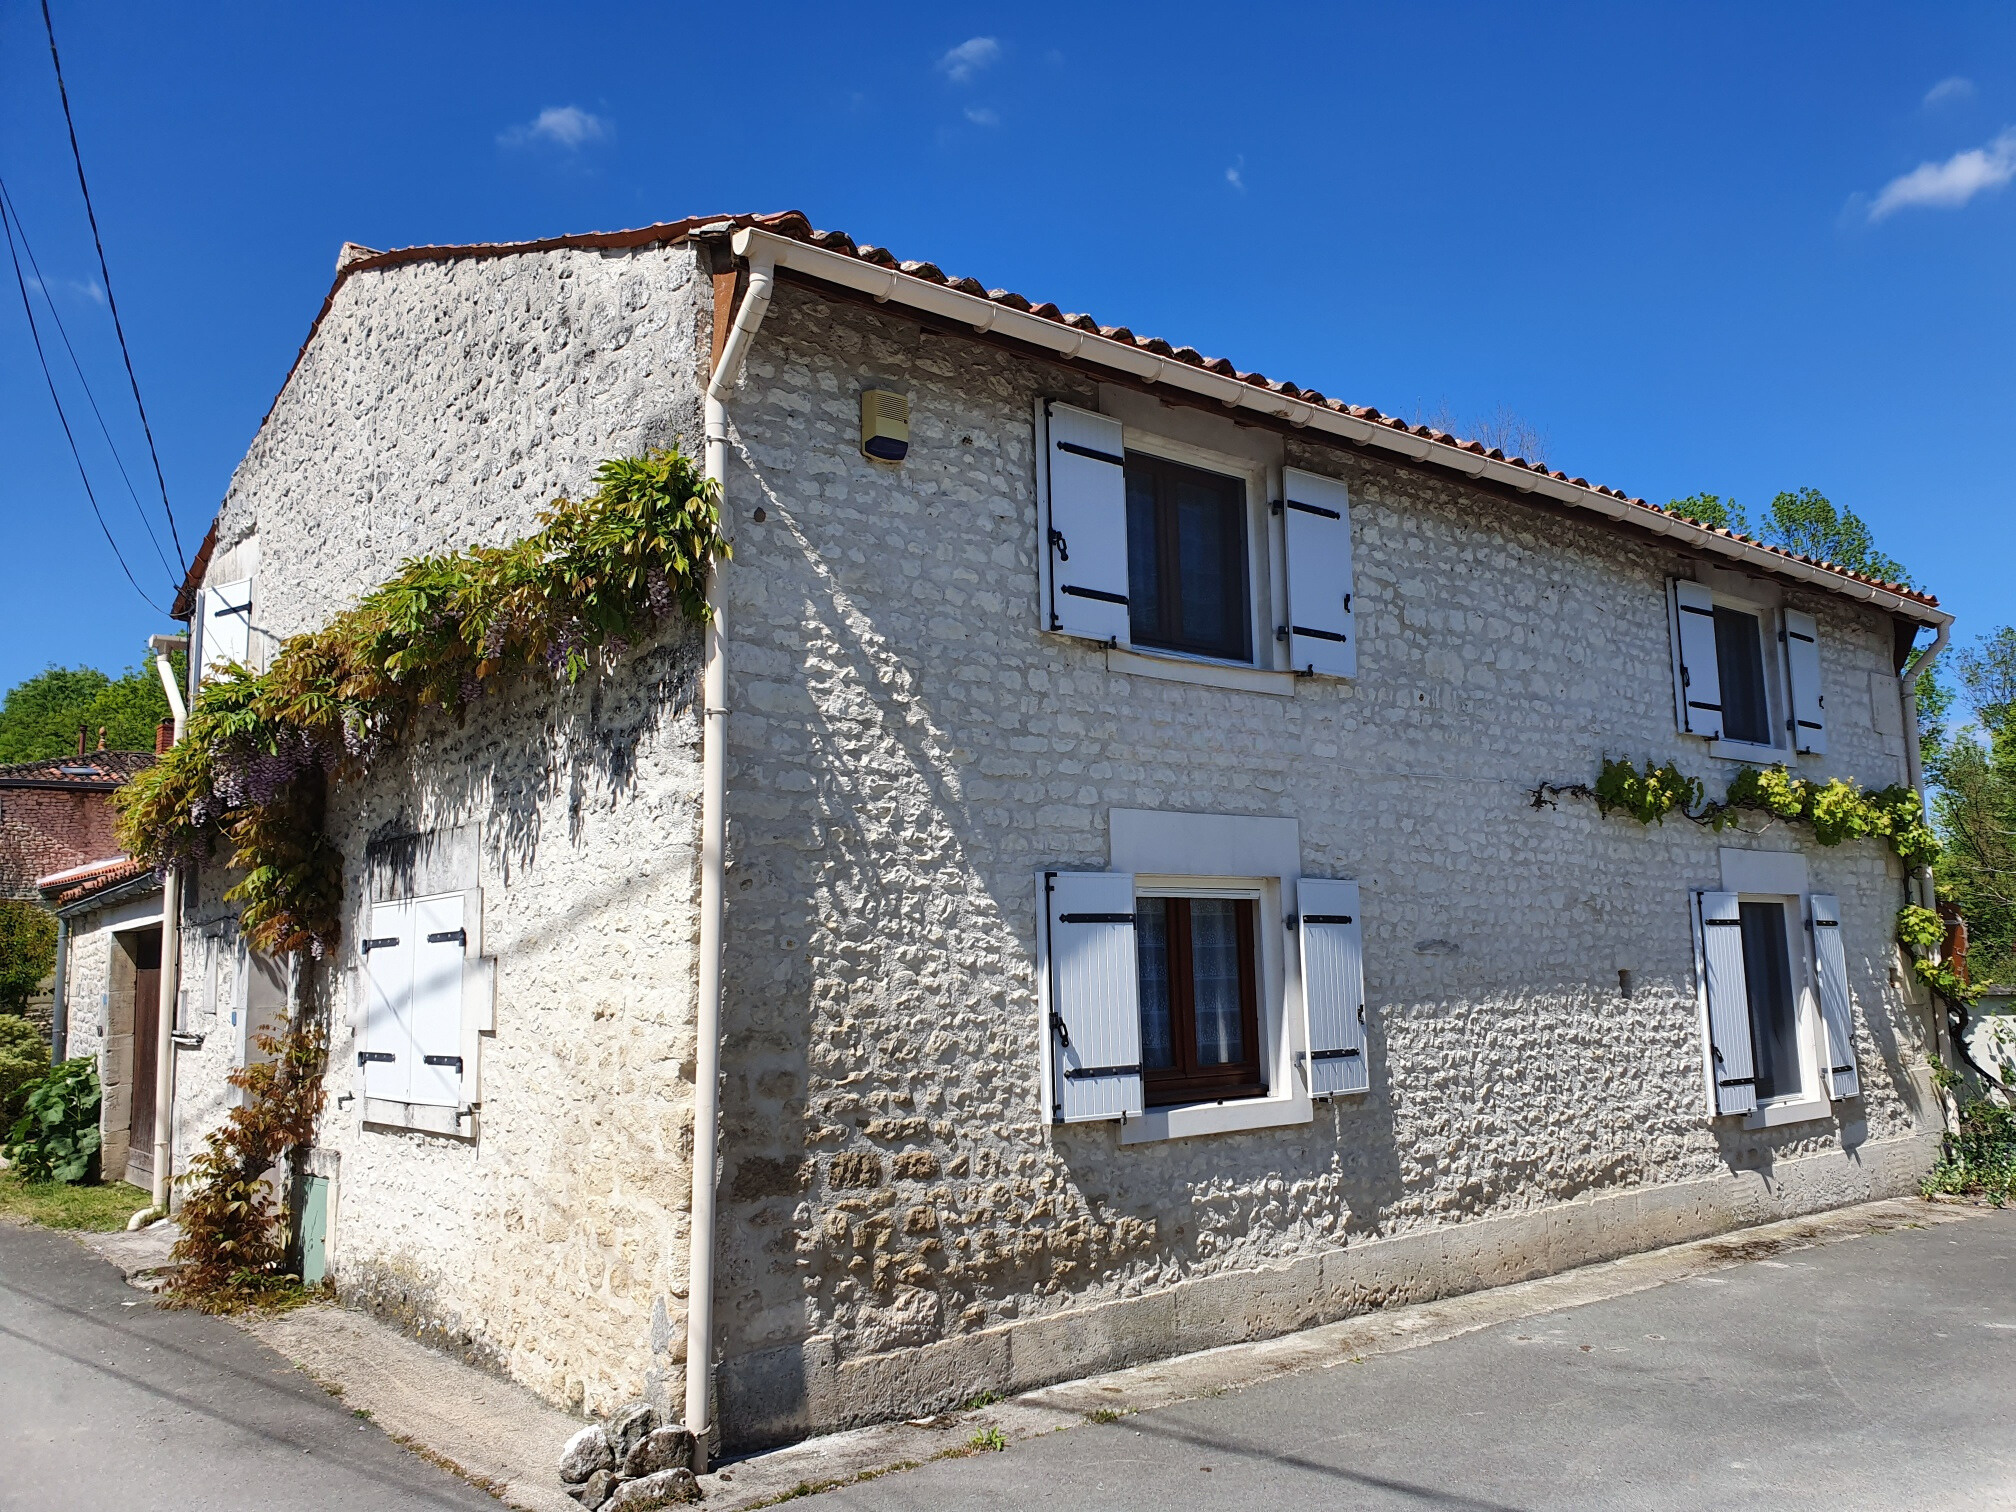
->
1738, 899, 1801, 1101
1136, 894, 1263, 1106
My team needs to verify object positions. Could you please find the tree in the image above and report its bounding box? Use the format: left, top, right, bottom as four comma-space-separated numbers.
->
0, 900, 56, 1016
1668, 493, 1749, 534
0, 663, 173, 763
1756, 488, 1910, 585
1933, 626, 2016, 986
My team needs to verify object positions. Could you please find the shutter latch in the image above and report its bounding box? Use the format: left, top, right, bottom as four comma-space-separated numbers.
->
1048, 528, 1069, 562
1050, 1011, 1071, 1049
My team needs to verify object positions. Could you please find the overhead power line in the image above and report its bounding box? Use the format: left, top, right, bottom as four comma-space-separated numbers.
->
0, 177, 173, 582
2, 190, 165, 614
40, 0, 186, 574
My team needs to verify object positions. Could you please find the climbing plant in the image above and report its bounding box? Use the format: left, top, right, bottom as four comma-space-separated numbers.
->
116, 448, 725, 1307
1534, 757, 1938, 868
117, 448, 726, 957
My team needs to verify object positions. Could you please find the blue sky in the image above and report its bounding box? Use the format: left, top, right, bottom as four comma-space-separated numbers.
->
2, 2, 2011, 696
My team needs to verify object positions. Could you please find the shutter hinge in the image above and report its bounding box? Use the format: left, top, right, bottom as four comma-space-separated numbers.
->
358, 1051, 395, 1065
424, 1055, 464, 1073
427, 929, 467, 947
1270, 499, 1284, 516
361, 937, 399, 953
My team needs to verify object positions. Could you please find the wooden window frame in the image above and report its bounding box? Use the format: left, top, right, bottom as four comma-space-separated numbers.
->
1123, 451, 1253, 663
1137, 894, 1265, 1107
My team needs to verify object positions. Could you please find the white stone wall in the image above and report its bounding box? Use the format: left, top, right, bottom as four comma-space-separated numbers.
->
706, 281, 1942, 1440
176, 243, 1944, 1447
178, 240, 713, 1415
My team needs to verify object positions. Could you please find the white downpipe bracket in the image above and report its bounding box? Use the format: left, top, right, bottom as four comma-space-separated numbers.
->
686, 249, 775, 1466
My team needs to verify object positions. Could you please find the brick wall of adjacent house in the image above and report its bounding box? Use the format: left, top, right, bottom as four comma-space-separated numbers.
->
702, 279, 1942, 1442
176, 238, 713, 1417
177, 244, 1944, 1446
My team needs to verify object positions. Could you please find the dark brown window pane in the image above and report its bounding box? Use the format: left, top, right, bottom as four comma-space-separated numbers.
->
1134, 896, 1264, 1107
1123, 453, 1250, 662
1714, 606, 1771, 744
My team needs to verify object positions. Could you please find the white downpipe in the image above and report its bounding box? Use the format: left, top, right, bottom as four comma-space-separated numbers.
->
1901, 620, 1950, 912
686, 251, 775, 1466
148, 635, 188, 1211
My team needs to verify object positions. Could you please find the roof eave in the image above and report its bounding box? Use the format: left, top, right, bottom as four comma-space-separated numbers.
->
733, 226, 1950, 631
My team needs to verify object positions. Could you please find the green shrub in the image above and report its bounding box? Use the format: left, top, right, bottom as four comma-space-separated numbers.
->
1923, 1096, 2016, 1205
3, 1057, 101, 1184
0, 1014, 50, 1127
0, 900, 57, 1015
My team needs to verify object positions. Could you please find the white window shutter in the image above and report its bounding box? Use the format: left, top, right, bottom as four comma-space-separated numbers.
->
1045, 871, 1143, 1122
1783, 609, 1826, 754
359, 900, 416, 1102
1043, 403, 1131, 645
1809, 893, 1860, 1100
1281, 469, 1356, 678
1672, 580, 1723, 739
1696, 891, 1757, 1116
409, 894, 467, 1108
202, 578, 254, 680
1297, 878, 1368, 1096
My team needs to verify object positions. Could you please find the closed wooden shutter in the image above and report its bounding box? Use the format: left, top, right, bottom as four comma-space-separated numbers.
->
1783, 609, 1826, 754
1672, 580, 1723, 739
1281, 469, 1356, 678
1297, 878, 1368, 1096
1809, 893, 1860, 1100
1043, 403, 1131, 645
1045, 871, 1144, 1122
409, 894, 467, 1108
359, 900, 415, 1102
202, 578, 253, 679
1696, 891, 1757, 1116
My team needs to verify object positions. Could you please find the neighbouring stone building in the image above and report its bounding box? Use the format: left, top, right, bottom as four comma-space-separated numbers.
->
158, 212, 1952, 1450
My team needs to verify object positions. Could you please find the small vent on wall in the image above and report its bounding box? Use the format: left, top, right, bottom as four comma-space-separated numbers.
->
861, 389, 910, 462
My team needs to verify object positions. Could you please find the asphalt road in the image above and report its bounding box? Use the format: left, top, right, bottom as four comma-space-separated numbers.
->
811, 1209, 2016, 1511
0, 1220, 497, 1512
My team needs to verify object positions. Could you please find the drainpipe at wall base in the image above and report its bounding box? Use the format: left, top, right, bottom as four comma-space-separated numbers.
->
50, 915, 69, 1063
148, 634, 190, 1212
686, 241, 776, 1471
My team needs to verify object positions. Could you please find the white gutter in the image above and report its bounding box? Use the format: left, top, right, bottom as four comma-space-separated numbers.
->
686, 243, 776, 1468
147, 633, 189, 1211
732, 226, 1953, 632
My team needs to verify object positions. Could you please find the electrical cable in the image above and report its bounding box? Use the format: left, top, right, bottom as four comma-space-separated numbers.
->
2, 190, 165, 613
40, 0, 185, 573
0, 176, 172, 581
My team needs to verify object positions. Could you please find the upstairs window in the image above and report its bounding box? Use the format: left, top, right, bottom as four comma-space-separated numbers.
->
1713, 606, 1773, 745
1135, 895, 1263, 1105
1124, 454, 1251, 662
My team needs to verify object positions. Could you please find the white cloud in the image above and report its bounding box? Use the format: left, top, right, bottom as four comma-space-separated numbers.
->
938, 37, 1000, 84
498, 105, 611, 150
1924, 76, 1975, 108
1867, 127, 2016, 221
1225, 155, 1246, 192
964, 106, 1000, 127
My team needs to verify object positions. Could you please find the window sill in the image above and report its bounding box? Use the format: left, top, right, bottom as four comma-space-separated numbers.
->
361, 1097, 476, 1139
1743, 1095, 1831, 1130
1708, 739, 1796, 765
1120, 1091, 1312, 1144
1106, 646, 1296, 697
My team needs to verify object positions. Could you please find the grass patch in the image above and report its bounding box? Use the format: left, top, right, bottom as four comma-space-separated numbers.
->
1087, 1407, 1124, 1424
0, 1168, 148, 1230
960, 1389, 1003, 1411
968, 1426, 1007, 1452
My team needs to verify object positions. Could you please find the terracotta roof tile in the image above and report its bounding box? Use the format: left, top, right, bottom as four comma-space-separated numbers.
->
0, 750, 156, 788
181, 208, 1937, 615
45, 856, 154, 908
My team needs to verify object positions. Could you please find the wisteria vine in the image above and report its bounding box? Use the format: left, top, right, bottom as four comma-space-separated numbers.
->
117, 448, 727, 957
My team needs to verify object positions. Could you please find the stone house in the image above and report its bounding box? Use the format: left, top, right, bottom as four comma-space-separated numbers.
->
159, 211, 1952, 1452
